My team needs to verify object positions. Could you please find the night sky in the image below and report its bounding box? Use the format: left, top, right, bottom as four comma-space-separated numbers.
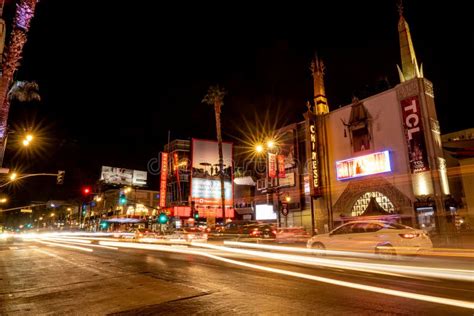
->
2, 0, 472, 205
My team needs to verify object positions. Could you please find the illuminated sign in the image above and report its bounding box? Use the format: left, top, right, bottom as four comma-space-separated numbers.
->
191, 178, 232, 205
100, 166, 148, 187
159, 152, 168, 207
336, 150, 391, 180
277, 155, 285, 178
268, 152, 277, 178
400, 96, 430, 173
191, 139, 233, 209
308, 122, 321, 196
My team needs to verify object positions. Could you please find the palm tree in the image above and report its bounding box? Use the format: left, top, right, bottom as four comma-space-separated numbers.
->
8, 80, 40, 102
202, 85, 227, 221
0, 0, 39, 167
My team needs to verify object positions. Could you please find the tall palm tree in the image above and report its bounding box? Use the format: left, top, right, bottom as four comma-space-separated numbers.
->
0, 0, 39, 167
8, 80, 40, 102
202, 85, 227, 222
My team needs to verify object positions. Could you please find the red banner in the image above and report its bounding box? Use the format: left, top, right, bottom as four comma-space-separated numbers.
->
277, 155, 286, 178
400, 96, 430, 174
159, 152, 168, 207
173, 152, 181, 201
268, 153, 277, 178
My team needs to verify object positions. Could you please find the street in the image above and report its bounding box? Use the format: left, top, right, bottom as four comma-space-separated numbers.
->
1, 237, 473, 315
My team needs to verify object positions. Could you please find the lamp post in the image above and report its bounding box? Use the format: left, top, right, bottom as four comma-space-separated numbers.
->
256, 140, 283, 228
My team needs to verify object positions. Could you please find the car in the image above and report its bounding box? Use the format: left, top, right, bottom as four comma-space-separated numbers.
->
244, 224, 277, 239
275, 227, 311, 243
165, 227, 208, 242
306, 220, 433, 259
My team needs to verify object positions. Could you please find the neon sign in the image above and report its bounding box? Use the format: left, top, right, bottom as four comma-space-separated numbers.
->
309, 123, 321, 195
336, 150, 391, 180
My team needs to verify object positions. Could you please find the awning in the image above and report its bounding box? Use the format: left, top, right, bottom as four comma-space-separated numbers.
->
234, 176, 256, 186
234, 207, 254, 215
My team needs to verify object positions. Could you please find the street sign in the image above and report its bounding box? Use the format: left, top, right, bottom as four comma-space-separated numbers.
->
281, 203, 289, 216
20, 209, 32, 213
0, 168, 9, 174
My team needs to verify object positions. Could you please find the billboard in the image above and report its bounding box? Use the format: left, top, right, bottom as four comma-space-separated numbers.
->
191, 139, 233, 207
101, 166, 148, 187
336, 150, 391, 180
400, 96, 430, 174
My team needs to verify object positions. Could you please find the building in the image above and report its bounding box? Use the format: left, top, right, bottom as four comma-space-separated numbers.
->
254, 8, 454, 235
442, 128, 474, 229
83, 187, 160, 231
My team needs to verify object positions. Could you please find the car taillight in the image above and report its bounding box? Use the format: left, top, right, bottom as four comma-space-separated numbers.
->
399, 233, 419, 239
272, 230, 276, 234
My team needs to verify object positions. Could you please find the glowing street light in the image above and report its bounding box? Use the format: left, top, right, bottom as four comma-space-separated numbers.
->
9, 172, 17, 181
267, 140, 275, 149
0, 198, 7, 203
26, 134, 33, 142
255, 144, 264, 153
285, 195, 291, 202
50, 213, 55, 217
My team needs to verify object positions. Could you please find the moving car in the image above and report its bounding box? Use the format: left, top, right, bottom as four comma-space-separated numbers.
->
275, 227, 311, 243
245, 224, 277, 239
165, 227, 208, 242
306, 220, 432, 259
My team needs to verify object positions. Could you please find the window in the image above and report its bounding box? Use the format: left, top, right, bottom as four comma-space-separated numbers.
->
331, 223, 354, 235
385, 223, 410, 230
365, 223, 383, 233
351, 191, 395, 216
351, 223, 367, 234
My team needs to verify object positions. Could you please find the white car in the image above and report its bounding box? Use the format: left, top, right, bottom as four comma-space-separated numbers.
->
306, 220, 432, 259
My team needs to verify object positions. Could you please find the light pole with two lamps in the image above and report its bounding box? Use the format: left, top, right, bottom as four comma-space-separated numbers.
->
255, 140, 285, 228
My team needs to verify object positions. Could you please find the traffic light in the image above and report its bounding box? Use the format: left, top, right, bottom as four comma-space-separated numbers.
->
82, 203, 87, 216
57, 170, 65, 185
158, 213, 168, 224
119, 194, 127, 205
82, 186, 91, 195
100, 221, 108, 229
194, 211, 199, 220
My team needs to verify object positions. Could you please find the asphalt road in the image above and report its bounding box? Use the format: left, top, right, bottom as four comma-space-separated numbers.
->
1, 239, 473, 315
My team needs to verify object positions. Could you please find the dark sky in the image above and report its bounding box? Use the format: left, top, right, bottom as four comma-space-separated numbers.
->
3, 0, 472, 204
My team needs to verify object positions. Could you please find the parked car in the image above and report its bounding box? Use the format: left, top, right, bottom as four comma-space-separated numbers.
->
306, 220, 432, 259
275, 227, 311, 243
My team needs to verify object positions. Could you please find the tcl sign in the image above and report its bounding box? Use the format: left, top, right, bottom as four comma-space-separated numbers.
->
400, 96, 430, 173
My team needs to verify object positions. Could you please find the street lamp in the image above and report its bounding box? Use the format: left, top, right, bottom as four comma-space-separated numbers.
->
22, 134, 34, 147
0, 197, 7, 203
254, 139, 283, 227
9, 172, 17, 181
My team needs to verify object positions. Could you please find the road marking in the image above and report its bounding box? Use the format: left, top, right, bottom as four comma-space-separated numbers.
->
8, 247, 18, 250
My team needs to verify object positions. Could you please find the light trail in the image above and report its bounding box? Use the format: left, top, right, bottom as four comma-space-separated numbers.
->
36, 240, 93, 252
193, 242, 474, 282
95, 240, 474, 310
42, 237, 119, 250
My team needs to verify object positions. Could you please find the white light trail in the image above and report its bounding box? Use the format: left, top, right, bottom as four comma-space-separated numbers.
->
96, 240, 474, 310
193, 242, 474, 282
36, 240, 93, 252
